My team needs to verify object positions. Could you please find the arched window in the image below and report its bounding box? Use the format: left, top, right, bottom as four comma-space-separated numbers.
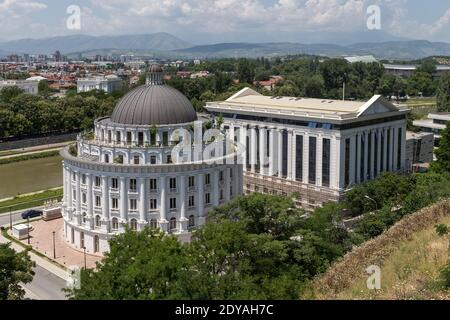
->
95, 215, 101, 228
112, 217, 119, 231
130, 218, 138, 231
150, 219, 158, 229
188, 215, 195, 228
169, 217, 177, 230
94, 235, 100, 253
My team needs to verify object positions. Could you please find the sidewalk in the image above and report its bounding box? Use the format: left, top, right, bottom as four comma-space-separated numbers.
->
0, 142, 70, 160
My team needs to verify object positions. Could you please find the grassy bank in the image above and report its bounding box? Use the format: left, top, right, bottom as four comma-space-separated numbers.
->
0, 188, 63, 214
0, 150, 60, 165
308, 199, 450, 300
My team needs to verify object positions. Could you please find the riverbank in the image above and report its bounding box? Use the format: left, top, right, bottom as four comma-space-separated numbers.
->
0, 150, 61, 165
0, 188, 63, 214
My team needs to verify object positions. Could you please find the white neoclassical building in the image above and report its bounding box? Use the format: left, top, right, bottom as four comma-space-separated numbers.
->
61, 66, 243, 254
206, 88, 410, 210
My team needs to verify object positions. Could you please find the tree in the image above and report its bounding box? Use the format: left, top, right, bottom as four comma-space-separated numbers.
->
0, 244, 35, 300
437, 71, 450, 112
236, 58, 254, 84
432, 123, 450, 173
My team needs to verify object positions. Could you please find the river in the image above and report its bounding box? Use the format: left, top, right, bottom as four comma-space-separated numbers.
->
0, 155, 63, 199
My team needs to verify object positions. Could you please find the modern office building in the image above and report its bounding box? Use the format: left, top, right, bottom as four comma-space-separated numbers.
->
384, 64, 450, 79
413, 112, 450, 146
405, 131, 434, 171
61, 66, 243, 254
206, 88, 409, 209
76, 75, 123, 93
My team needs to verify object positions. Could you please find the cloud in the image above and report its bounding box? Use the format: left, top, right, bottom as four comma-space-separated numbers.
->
0, 0, 47, 38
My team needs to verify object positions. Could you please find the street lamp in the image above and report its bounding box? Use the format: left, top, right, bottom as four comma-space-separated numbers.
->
365, 195, 378, 211
83, 247, 87, 270
52, 231, 56, 259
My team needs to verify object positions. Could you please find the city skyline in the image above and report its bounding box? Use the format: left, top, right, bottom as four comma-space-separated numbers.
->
0, 0, 449, 44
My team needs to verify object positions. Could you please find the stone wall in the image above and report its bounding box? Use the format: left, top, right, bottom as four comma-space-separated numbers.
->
0, 132, 78, 151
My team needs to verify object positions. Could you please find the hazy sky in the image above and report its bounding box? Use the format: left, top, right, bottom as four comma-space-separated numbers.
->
0, 0, 449, 43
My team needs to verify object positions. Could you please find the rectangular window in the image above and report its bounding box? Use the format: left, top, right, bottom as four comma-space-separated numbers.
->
387, 129, 391, 171
219, 171, 224, 181
95, 196, 101, 207
189, 195, 195, 207
149, 199, 157, 210
188, 176, 195, 188
130, 179, 137, 192
374, 131, 379, 177
169, 178, 177, 190
309, 137, 317, 185
112, 178, 118, 190
205, 193, 211, 205
170, 197, 177, 209
82, 193, 86, 204
73, 190, 76, 200
322, 138, 331, 187
355, 134, 359, 180
130, 199, 137, 210
205, 174, 211, 185
95, 176, 101, 187
138, 132, 144, 146
133, 155, 140, 165
360, 135, 365, 181
163, 132, 169, 146
104, 154, 110, 163
112, 198, 118, 209
220, 189, 224, 200
81, 174, 86, 185
72, 172, 76, 182
149, 179, 157, 191
126, 132, 132, 144
150, 156, 157, 164
296, 135, 303, 181
345, 138, 351, 187
282, 131, 288, 178
367, 132, 372, 180
166, 155, 172, 164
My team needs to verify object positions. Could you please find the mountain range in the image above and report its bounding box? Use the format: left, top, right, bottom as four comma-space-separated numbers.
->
0, 32, 449, 60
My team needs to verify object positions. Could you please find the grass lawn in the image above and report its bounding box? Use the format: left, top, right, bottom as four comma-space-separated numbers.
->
0, 150, 60, 165
0, 188, 63, 214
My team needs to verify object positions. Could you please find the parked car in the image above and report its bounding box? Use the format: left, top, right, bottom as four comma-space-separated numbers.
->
21, 209, 43, 220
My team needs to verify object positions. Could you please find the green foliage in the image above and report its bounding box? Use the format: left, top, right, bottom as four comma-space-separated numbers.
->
437, 71, 450, 112
0, 243, 35, 300
431, 123, 450, 173
68, 144, 78, 157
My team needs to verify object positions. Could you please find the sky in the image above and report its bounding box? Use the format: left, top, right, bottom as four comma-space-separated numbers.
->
0, 0, 449, 44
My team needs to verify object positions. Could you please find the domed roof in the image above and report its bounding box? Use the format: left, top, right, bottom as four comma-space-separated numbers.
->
110, 84, 198, 125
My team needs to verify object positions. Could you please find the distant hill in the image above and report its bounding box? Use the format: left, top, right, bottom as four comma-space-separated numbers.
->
0, 33, 192, 55
174, 40, 450, 60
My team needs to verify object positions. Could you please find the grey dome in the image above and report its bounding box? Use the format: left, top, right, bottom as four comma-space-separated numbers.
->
111, 85, 198, 125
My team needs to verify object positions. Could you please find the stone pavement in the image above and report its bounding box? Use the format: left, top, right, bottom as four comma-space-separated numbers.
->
18, 218, 102, 270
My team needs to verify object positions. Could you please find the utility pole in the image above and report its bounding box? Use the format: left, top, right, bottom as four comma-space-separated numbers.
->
27, 217, 30, 245
83, 247, 87, 270
52, 231, 56, 259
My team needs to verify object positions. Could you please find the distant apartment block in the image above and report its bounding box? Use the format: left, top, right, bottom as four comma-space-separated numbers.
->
0, 79, 39, 95
206, 88, 410, 210
384, 64, 450, 79
413, 112, 450, 146
77, 75, 122, 93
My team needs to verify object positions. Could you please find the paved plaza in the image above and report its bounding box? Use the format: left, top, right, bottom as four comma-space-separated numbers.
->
17, 218, 102, 269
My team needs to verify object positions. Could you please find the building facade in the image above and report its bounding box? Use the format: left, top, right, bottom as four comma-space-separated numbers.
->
413, 112, 450, 147
206, 88, 409, 210
77, 75, 122, 93
0, 79, 39, 95
62, 67, 243, 254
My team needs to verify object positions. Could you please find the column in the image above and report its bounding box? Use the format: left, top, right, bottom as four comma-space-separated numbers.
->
119, 177, 127, 222
75, 172, 81, 215
138, 177, 146, 224
239, 126, 247, 168
356, 134, 361, 183
400, 125, 406, 171
370, 130, 376, 179
102, 176, 110, 232
250, 127, 257, 173
349, 135, 356, 185
330, 137, 339, 189
226, 125, 235, 165
316, 136, 323, 186
363, 131, 369, 181
259, 127, 267, 175
197, 174, 205, 225
179, 175, 188, 232
338, 137, 346, 189
212, 171, 219, 206
393, 127, 399, 171
277, 129, 283, 178
287, 130, 293, 180
87, 174, 94, 230
269, 129, 276, 176
159, 176, 168, 231
377, 129, 382, 176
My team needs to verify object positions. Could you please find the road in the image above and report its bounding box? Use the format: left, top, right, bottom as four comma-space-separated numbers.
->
23, 265, 67, 300
0, 206, 45, 227
1, 208, 68, 300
